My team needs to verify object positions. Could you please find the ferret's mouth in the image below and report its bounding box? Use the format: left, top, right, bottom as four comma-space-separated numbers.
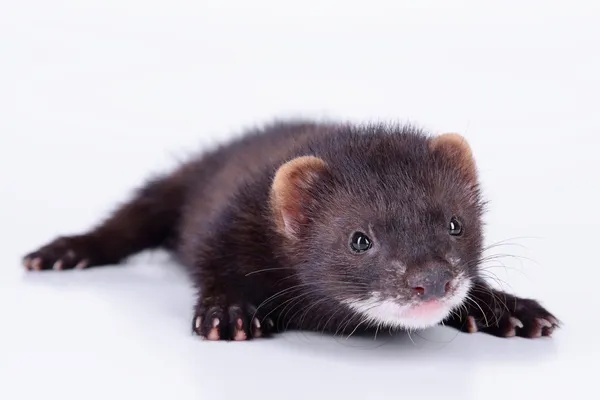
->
341, 276, 472, 331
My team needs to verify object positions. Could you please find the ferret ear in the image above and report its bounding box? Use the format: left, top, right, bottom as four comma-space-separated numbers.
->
270, 156, 329, 239
430, 133, 477, 182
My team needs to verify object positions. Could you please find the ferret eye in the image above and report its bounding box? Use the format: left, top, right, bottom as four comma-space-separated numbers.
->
449, 217, 463, 236
350, 232, 372, 252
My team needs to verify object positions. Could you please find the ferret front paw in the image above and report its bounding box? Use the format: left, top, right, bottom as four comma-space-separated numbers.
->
449, 292, 560, 339
192, 302, 274, 341
22, 235, 97, 271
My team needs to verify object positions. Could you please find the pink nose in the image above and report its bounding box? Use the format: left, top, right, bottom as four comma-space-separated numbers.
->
407, 267, 453, 300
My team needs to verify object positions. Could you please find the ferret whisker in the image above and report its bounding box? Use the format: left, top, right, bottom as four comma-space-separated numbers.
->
270, 291, 324, 330
253, 284, 313, 316
333, 304, 378, 340
406, 329, 416, 346
478, 271, 510, 291
245, 267, 296, 276
478, 270, 517, 297
254, 279, 367, 317
344, 314, 371, 340
471, 287, 509, 316
480, 252, 541, 268
482, 236, 542, 249
318, 303, 356, 335
272, 270, 370, 285
280, 287, 366, 329
480, 264, 531, 281
272, 286, 369, 332
279, 293, 322, 331
483, 242, 528, 251
464, 295, 491, 327
326, 303, 366, 337
296, 298, 330, 332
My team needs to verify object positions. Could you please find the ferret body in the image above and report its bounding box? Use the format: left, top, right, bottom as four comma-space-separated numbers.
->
23, 121, 559, 341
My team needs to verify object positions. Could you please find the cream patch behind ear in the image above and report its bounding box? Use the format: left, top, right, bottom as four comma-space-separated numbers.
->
270, 156, 329, 239
430, 133, 477, 181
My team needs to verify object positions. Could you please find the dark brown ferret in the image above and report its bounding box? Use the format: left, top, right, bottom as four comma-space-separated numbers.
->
23, 120, 559, 341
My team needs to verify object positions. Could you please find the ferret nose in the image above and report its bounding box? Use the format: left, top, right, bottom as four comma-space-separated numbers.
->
407, 266, 453, 301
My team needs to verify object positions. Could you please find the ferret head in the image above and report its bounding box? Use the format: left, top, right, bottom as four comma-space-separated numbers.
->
269, 126, 485, 331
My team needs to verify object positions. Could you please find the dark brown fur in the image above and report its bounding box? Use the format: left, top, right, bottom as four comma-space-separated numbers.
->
23, 120, 559, 341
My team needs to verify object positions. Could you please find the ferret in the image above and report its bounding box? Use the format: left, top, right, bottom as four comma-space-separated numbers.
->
22, 120, 559, 341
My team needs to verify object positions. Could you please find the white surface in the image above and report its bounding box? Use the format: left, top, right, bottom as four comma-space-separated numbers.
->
1, 1, 598, 399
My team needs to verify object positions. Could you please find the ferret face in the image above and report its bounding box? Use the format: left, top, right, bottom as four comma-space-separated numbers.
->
270, 129, 484, 331
305, 175, 483, 331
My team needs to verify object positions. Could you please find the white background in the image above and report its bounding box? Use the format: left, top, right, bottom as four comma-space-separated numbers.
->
1, 1, 598, 399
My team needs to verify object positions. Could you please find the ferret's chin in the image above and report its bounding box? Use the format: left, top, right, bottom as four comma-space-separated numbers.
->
342, 279, 472, 331
395, 300, 455, 330
343, 296, 452, 330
